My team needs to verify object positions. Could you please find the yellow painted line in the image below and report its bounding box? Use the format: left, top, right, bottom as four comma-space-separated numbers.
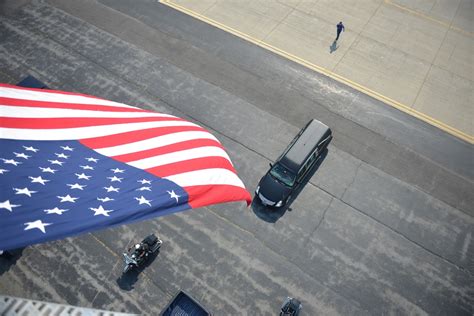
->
160, 0, 473, 144
91, 234, 117, 256
385, 0, 473, 37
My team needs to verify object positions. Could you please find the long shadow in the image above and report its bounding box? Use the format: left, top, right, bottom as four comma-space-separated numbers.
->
116, 249, 160, 291
0, 248, 25, 276
329, 40, 338, 53
251, 149, 329, 223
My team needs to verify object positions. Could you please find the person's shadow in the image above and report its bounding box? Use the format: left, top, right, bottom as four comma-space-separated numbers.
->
116, 249, 160, 291
251, 149, 329, 223
330, 40, 338, 53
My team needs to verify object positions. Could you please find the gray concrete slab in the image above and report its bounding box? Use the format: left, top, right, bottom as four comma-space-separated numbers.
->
0, 0, 473, 315
301, 199, 473, 315
78, 0, 473, 213
164, 0, 474, 140
342, 163, 474, 273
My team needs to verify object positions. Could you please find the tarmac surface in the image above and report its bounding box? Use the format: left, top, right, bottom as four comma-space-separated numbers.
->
163, 0, 474, 142
0, 0, 473, 315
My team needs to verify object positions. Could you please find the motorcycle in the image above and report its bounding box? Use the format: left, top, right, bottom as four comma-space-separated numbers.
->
280, 297, 302, 316
122, 234, 162, 274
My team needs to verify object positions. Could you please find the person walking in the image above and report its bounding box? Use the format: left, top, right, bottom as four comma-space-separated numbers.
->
336, 21, 345, 41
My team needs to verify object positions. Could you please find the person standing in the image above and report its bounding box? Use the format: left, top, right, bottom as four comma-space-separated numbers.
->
336, 21, 345, 41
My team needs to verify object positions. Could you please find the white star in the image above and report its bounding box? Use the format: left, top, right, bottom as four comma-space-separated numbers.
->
39, 167, 57, 173
29, 176, 50, 185
97, 197, 114, 202
67, 183, 86, 190
111, 168, 125, 173
14, 187, 37, 197
135, 196, 152, 206
138, 179, 152, 185
55, 153, 69, 159
167, 190, 180, 203
107, 176, 123, 182
0, 200, 21, 212
0, 169, 9, 174
48, 159, 64, 166
57, 194, 79, 203
136, 186, 152, 191
2, 158, 21, 166
104, 186, 119, 193
23, 146, 39, 152
14, 152, 31, 159
60, 146, 74, 151
90, 205, 113, 217
86, 157, 99, 163
75, 173, 91, 180
44, 207, 68, 215
24, 220, 51, 233
80, 165, 94, 170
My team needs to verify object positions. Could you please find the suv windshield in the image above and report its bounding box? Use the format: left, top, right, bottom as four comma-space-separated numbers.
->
269, 163, 296, 187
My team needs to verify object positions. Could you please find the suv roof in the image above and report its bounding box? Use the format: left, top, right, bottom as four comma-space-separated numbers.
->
280, 119, 330, 172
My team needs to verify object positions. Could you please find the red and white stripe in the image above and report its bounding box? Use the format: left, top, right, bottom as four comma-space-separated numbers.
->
0, 84, 251, 208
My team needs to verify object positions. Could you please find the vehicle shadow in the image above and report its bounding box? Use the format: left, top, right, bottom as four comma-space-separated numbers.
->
0, 248, 25, 276
251, 149, 329, 223
116, 249, 160, 291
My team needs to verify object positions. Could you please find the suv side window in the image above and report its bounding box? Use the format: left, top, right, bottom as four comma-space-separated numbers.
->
311, 149, 319, 161
297, 148, 320, 183
318, 135, 331, 152
297, 163, 308, 183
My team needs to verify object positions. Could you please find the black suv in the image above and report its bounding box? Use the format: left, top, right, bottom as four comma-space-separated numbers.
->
255, 119, 332, 208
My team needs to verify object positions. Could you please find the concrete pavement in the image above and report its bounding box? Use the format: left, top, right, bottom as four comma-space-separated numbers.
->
162, 0, 473, 143
0, 0, 472, 314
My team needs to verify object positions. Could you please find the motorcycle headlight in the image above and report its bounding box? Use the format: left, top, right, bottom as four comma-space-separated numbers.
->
275, 200, 283, 207
255, 185, 260, 194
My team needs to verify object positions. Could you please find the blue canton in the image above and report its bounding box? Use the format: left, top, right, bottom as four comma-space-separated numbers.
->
0, 139, 189, 250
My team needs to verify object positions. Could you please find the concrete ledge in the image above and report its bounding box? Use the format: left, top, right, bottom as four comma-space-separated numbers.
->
0, 295, 136, 316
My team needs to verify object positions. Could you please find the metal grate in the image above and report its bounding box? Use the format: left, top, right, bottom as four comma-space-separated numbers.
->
0, 295, 137, 316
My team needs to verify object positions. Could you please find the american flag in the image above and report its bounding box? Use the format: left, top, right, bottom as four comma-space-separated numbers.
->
0, 84, 251, 250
